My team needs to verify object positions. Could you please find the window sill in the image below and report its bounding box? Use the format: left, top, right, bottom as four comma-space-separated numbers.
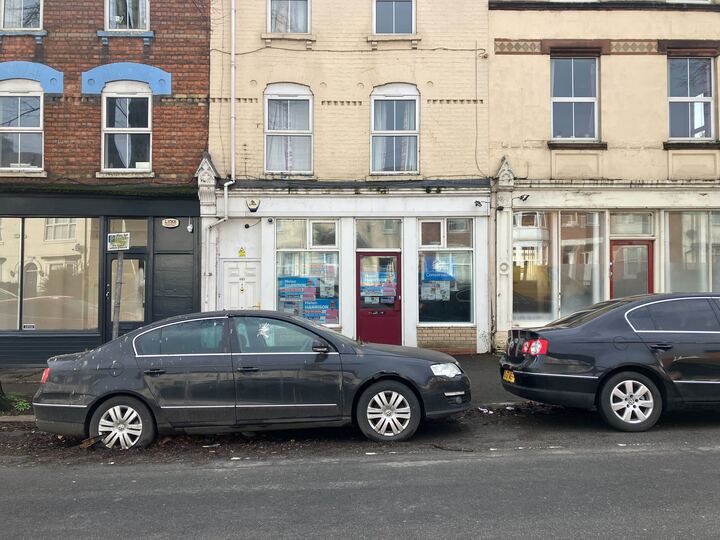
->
96, 170, 155, 179
367, 34, 422, 50
0, 170, 47, 177
0, 29, 47, 44
547, 140, 608, 150
663, 141, 720, 150
417, 322, 475, 327
261, 33, 316, 49
97, 30, 155, 46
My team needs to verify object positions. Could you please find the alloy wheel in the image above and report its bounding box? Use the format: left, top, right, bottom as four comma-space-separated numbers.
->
366, 391, 411, 436
609, 380, 654, 425
97, 405, 144, 449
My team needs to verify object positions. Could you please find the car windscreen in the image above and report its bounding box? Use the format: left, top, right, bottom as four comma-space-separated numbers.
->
544, 300, 631, 329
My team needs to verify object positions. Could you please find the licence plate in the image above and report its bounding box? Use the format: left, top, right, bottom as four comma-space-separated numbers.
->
502, 370, 515, 384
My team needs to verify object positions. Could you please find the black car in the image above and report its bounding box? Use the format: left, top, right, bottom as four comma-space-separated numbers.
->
33, 311, 471, 449
500, 294, 720, 431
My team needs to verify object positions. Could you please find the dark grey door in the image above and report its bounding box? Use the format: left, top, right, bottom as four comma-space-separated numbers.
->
134, 317, 236, 426
230, 316, 342, 423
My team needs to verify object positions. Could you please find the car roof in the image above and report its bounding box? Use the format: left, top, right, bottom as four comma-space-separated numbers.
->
138, 310, 309, 329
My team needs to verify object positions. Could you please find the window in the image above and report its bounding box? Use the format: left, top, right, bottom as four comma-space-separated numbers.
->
0, 88, 42, 170
0, 217, 20, 330
269, 0, 308, 33
44, 218, 76, 241
668, 58, 713, 140
265, 83, 312, 174
102, 81, 152, 171
551, 57, 598, 140
371, 83, 419, 174
276, 219, 339, 324
636, 299, 720, 332
610, 212, 653, 236
356, 219, 401, 249
374, 0, 413, 35
2, 0, 41, 29
418, 219, 473, 323
135, 319, 227, 356
107, 0, 148, 31
235, 316, 325, 353
665, 211, 720, 293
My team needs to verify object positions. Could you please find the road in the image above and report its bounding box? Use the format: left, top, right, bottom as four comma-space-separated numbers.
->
3, 405, 720, 538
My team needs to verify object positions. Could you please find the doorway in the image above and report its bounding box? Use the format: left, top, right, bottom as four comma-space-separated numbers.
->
222, 260, 261, 310
610, 240, 653, 298
357, 253, 402, 345
105, 254, 148, 339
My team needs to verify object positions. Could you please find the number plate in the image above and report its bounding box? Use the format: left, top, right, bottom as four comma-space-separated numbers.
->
502, 370, 515, 384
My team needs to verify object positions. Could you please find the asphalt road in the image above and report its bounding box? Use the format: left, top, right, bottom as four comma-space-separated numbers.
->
4, 406, 720, 539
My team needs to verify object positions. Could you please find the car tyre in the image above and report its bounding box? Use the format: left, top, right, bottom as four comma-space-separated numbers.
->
89, 396, 156, 450
356, 381, 421, 442
598, 372, 662, 432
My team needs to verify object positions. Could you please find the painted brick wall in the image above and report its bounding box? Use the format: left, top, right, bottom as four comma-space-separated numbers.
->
417, 326, 477, 352
0, 0, 210, 187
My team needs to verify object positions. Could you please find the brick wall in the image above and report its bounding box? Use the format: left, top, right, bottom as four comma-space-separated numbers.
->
0, 0, 210, 187
417, 326, 477, 353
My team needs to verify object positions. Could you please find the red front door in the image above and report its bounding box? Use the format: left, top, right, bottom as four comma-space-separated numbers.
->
357, 253, 402, 345
610, 240, 654, 298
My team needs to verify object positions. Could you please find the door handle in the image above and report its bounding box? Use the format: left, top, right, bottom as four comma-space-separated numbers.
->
143, 369, 166, 376
649, 343, 673, 351
237, 366, 259, 372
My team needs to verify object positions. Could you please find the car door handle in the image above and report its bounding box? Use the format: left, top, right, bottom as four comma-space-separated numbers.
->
649, 343, 673, 351
143, 369, 166, 376
236, 366, 259, 372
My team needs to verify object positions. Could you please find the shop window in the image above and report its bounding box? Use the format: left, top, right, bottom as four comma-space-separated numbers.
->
265, 83, 312, 174
610, 212, 653, 236
513, 211, 556, 321
371, 83, 419, 174
269, 0, 308, 33
102, 81, 152, 172
551, 57, 598, 140
668, 58, 713, 140
418, 218, 473, 323
21, 218, 100, 331
0, 217, 20, 330
559, 212, 604, 316
356, 219, 401, 249
106, 0, 149, 31
665, 211, 712, 293
276, 219, 339, 325
374, 0, 413, 34
0, 85, 43, 170
2, 0, 41, 29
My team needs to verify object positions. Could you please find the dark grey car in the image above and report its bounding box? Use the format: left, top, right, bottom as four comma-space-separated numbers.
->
33, 311, 471, 449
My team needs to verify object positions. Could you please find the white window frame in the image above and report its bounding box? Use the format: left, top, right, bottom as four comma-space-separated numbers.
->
104, 0, 150, 32
668, 57, 715, 141
266, 0, 311, 34
101, 81, 152, 173
551, 57, 599, 141
264, 83, 313, 175
309, 220, 338, 249
0, 79, 44, 172
1, 0, 42, 30
372, 0, 415, 35
370, 83, 420, 175
43, 218, 77, 242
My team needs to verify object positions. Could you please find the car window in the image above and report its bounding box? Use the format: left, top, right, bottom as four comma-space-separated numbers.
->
234, 317, 327, 353
135, 319, 227, 355
626, 306, 655, 331
545, 300, 630, 329
642, 299, 720, 332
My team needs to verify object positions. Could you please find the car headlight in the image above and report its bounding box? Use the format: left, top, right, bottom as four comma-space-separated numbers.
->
430, 363, 462, 378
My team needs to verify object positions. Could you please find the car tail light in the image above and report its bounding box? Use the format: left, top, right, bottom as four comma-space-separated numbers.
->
40, 368, 51, 385
526, 339, 548, 356
521, 341, 530, 354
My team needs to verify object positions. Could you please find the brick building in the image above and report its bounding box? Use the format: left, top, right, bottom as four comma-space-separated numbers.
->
200, 0, 492, 353
0, 0, 209, 365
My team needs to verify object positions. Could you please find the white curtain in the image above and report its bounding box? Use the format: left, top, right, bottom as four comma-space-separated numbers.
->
267, 99, 310, 172
372, 100, 416, 172
110, 0, 148, 30
271, 0, 308, 33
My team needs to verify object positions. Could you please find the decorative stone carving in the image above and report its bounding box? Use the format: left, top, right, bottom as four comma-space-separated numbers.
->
195, 152, 219, 214
495, 155, 516, 188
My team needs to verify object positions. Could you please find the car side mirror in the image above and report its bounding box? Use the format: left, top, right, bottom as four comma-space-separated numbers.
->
312, 340, 330, 354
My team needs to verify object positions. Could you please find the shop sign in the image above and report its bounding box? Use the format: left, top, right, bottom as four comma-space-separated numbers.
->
107, 233, 131, 251
162, 218, 180, 229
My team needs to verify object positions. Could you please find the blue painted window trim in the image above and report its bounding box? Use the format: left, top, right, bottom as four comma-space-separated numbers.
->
96, 30, 154, 47
0, 30, 48, 44
81, 62, 172, 95
0, 61, 63, 94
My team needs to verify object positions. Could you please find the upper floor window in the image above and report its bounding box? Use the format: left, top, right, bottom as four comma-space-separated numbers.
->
107, 0, 149, 31
668, 58, 714, 140
44, 218, 77, 241
2, 0, 41, 29
102, 81, 152, 172
374, 0, 413, 35
269, 0, 308, 34
265, 83, 312, 174
0, 79, 43, 171
551, 57, 598, 140
371, 83, 419, 174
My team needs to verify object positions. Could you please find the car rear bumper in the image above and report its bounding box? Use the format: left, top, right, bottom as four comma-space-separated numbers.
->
499, 366, 597, 409
33, 403, 88, 438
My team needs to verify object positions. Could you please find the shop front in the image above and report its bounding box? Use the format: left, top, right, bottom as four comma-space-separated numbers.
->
0, 193, 200, 366
200, 180, 492, 353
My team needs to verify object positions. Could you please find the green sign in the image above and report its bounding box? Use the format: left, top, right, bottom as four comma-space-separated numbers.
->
107, 232, 131, 251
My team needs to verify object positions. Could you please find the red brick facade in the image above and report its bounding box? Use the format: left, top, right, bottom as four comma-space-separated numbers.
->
0, 0, 209, 188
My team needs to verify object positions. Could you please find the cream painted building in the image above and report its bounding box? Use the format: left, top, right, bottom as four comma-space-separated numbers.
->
201, 0, 492, 351
490, 1, 720, 346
